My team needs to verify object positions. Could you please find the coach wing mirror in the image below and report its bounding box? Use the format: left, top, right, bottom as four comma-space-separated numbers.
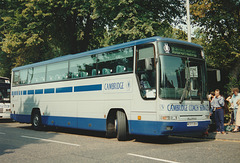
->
216, 70, 221, 82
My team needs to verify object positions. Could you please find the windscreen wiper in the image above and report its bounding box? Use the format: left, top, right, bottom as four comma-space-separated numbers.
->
200, 93, 203, 104
180, 76, 190, 104
180, 61, 190, 104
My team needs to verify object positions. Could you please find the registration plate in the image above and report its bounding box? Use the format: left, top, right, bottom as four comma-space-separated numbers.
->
187, 122, 198, 127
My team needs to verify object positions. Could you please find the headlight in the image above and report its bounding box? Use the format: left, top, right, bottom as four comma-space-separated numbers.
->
161, 116, 178, 120
171, 116, 178, 120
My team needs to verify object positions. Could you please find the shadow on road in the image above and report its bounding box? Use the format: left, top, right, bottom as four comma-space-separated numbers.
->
0, 119, 15, 123
0, 96, 58, 157
133, 133, 217, 145
17, 125, 217, 145
0, 124, 57, 157
18, 125, 107, 139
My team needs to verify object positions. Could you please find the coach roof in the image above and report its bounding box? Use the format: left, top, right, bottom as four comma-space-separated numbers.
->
12, 36, 203, 71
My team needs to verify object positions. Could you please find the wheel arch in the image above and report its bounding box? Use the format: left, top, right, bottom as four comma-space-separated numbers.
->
106, 108, 129, 120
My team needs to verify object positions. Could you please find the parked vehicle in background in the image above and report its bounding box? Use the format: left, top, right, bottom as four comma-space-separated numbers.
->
0, 77, 11, 119
207, 68, 221, 92
11, 36, 210, 140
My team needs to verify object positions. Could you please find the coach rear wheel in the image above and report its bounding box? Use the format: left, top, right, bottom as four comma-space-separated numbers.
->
116, 111, 128, 141
32, 110, 42, 130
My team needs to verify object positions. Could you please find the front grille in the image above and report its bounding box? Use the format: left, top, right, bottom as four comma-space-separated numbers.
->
180, 115, 202, 117
179, 115, 203, 121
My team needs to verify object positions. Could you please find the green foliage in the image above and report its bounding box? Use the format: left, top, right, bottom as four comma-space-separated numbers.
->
0, 51, 13, 78
191, 0, 240, 92
0, 0, 184, 78
226, 74, 240, 94
191, 0, 240, 68
0, 0, 105, 71
92, 0, 184, 45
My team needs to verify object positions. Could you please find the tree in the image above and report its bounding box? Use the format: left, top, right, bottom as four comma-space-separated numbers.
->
92, 0, 185, 46
191, 0, 240, 93
0, 0, 106, 74
0, 0, 185, 79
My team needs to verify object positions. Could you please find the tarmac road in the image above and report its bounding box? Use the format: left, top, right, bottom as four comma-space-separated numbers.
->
0, 120, 240, 163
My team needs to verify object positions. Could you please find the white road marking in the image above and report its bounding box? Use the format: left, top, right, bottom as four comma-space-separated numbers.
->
128, 153, 180, 163
21, 135, 80, 147
0, 132, 6, 134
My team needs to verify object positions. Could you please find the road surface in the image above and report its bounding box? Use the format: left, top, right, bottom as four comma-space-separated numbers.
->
0, 120, 239, 163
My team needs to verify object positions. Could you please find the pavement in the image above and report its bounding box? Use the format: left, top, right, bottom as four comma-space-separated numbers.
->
175, 124, 240, 142
205, 131, 240, 141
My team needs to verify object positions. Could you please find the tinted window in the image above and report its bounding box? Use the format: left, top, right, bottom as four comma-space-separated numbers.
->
13, 47, 134, 85
47, 61, 68, 81
69, 55, 97, 78
97, 47, 133, 75
159, 55, 187, 99
13, 71, 20, 86
159, 55, 206, 99
0, 84, 10, 102
30, 66, 46, 83
19, 69, 28, 84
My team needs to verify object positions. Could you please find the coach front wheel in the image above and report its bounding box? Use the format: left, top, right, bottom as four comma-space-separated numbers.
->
32, 110, 42, 130
116, 111, 128, 141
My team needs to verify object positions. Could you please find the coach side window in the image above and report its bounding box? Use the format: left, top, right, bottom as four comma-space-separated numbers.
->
97, 47, 133, 75
19, 69, 28, 84
46, 61, 68, 81
13, 71, 20, 86
30, 66, 46, 83
69, 55, 97, 78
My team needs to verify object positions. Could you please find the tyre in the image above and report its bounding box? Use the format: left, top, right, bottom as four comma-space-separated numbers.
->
116, 111, 127, 141
106, 116, 117, 138
32, 110, 42, 130
159, 135, 169, 141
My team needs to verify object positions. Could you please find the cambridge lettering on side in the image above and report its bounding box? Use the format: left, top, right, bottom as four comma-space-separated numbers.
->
104, 82, 124, 90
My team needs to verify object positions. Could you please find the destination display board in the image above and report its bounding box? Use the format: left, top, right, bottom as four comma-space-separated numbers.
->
161, 42, 202, 58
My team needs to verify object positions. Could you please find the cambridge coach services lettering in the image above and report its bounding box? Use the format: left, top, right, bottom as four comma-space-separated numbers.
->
104, 82, 124, 90
167, 104, 209, 111
200, 105, 209, 111
167, 104, 188, 111
189, 105, 199, 111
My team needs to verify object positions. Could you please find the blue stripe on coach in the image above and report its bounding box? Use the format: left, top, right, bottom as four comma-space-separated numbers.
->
35, 89, 43, 94
56, 86, 73, 93
14, 84, 102, 96
28, 90, 34, 95
23, 90, 27, 95
74, 84, 102, 92
44, 88, 54, 94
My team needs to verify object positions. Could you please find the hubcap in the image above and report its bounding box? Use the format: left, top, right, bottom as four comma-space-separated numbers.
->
33, 115, 39, 126
115, 119, 118, 132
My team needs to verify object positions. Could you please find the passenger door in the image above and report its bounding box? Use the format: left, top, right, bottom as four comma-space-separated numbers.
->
136, 44, 156, 99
